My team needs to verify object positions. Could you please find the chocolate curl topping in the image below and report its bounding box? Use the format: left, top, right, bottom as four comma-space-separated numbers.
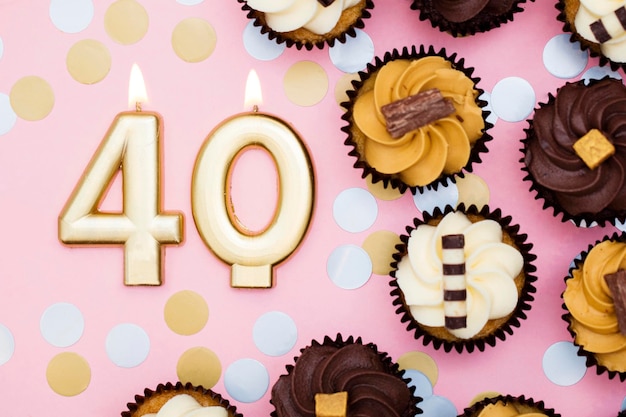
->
317, 0, 336, 6
381, 88, 455, 139
441, 234, 467, 330
605, 270, 626, 336
590, 6, 626, 43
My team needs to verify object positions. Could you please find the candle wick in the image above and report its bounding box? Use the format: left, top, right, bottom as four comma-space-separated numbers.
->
136, 102, 142, 112
252, 105, 259, 113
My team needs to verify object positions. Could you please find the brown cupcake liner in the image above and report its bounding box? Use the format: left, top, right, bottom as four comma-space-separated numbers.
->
389, 204, 537, 353
340, 45, 492, 195
520, 78, 626, 228
269, 333, 421, 417
122, 381, 242, 417
236, 0, 374, 51
459, 394, 560, 417
561, 232, 626, 382
410, 0, 535, 37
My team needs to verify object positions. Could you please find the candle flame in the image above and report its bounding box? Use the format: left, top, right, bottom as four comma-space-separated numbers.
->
128, 63, 149, 110
244, 69, 263, 110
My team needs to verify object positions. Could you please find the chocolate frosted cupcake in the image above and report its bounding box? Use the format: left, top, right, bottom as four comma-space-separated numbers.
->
390, 204, 536, 353
270, 334, 419, 417
238, 0, 373, 50
460, 394, 560, 417
522, 77, 626, 227
410, 0, 535, 37
122, 382, 241, 417
557, 0, 626, 71
341, 45, 491, 194
562, 233, 626, 381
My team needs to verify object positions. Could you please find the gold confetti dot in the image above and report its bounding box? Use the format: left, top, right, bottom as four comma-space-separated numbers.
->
104, 0, 149, 45
46, 352, 91, 396
66, 39, 111, 84
10, 76, 54, 121
469, 391, 502, 406
362, 230, 401, 276
397, 351, 438, 387
177, 347, 221, 389
284, 61, 328, 107
334, 72, 360, 106
164, 290, 209, 335
456, 173, 490, 210
365, 175, 403, 201
172, 18, 216, 63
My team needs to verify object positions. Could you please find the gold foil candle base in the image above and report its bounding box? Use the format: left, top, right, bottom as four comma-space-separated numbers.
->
231, 264, 272, 288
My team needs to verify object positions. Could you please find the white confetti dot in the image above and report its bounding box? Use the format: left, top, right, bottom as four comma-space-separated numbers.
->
224, 358, 269, 403
543, 34, 588, 79
418, 395, 457, 417
333, 187, 378, 233
413, 181, 458, 214
329, 29, 374, 73
40, 302, 84, 348
404, 369, 433, 400
243, 21, 285, 61
106, 323, 150, 368
542, 341, 587, 386
253, 311, 298, 357
582, 66, 622, 84
327, 244, 372, 290
0, 324, 15, 366
621, 396, 626, 411
49, 0, 94, 34
0, 94, 17, 136
177, 0, 204, 4
491, 77, 536, 122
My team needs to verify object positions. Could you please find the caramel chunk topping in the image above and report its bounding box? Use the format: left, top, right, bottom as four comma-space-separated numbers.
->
315, 392, 348, 417
572, 128, 615, 169
605, 270, 626, 336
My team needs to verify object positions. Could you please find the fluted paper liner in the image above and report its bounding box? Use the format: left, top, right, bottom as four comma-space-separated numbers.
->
459, 394, 560, 417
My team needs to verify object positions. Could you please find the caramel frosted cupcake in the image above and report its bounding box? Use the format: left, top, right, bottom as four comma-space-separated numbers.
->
270, 334, 420, 417
562, 233, 626, 381
341, 46, 491, 194
557, 0, 626, 71
460, 394, 560, 417
521, 77, 626, 227
238, 0, 373, 50
390, 204, 536, 353
411, 0, 534, 37
122, 382, 242, 417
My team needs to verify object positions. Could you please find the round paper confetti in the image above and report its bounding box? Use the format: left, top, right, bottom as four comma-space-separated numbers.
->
328, 29, 374, 73
361, 230, 401, 276
253, 311, 298, 356
49, 0, 94, 34
172, 18, 216, 63
40, 302, 85, 347
105, 323, 150, 368
621, 396, 626, 411
327, 244, 372, 290
365, 175, 403, 201
10, 76, 55, 121
164, 290, 209, 336
104, 0, 149, 45
224, 358, 269, 403
0, 324, 15, 366
0, 93, 17, 135
543, 34, 588, 79
284, 61, 328, 107
404, 369, 433, 399
397, 351, 439, 386
542, 341, 587, 386
66, 39, 111, 84
455, 174, 490, 210
413, 181, 458, 214
491, 77, 536, 122
418, 395, 457, 417
243, 21, 285, 61
334, 72, 360, 106
582, 66, 622, 84
177, 347, 222, 389
333, 187, 378, 233
46, 352, 91, 396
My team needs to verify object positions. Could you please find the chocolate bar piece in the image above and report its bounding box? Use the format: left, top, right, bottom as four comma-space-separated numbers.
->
605, 270, 626, 336
573, 129, 615, 170
590, 6, 626, 44
441, 233, 467, 330
317, 0, 336, 6
381, 88, 455, 138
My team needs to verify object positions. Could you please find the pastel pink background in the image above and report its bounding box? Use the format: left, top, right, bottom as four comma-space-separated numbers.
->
0, 1, 623, 416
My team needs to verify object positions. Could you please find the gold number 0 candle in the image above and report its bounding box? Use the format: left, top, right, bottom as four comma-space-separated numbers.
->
192, 70, 314, 288
58, 64, 184, 286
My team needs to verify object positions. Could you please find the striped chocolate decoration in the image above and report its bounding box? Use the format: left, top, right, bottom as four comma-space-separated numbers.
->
441, 234, 467, 330
590, 6, 626, 44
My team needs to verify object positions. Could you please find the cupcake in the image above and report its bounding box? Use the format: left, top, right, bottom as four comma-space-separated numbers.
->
410, 0, 535, 37
521, 77, 626, 227
390, 204, 537, 353
459, 394, 560, 417
270, 334, 419, 417
122, 382, 242, 417
341, 45, 491, 194
238, 0, 373, 50
557, 0, 626, 71
562, 233, 626, 381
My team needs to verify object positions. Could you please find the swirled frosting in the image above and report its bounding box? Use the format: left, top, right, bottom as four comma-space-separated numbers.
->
574, 0, 626, 63
395, 211, 523, 339
563, 240, 626, 373
246, 0, 362, 34
271, 343, 412, 417
524, 78, 626, 216
142, 394, 228, 417
352, 56, 484, 187
432, 0, 516, 23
